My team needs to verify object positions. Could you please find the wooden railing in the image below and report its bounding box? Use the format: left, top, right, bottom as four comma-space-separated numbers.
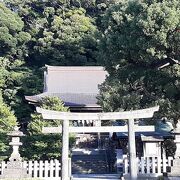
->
0, 159, 61, 178
123, 156, 173, 176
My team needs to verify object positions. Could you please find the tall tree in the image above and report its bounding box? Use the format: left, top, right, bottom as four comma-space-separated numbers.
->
0, 2, 40, 125
98, 0, 180, 124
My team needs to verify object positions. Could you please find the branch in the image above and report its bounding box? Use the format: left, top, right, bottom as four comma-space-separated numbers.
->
151, 57, 180, 70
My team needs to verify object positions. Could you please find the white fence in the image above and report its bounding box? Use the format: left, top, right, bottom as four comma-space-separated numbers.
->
0, 156, 174, 179
0, 159, 61, 179
123, 156, 173, 176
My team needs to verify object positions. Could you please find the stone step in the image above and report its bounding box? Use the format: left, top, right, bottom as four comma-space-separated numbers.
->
72, 174, 120, 180
164, 177, 180, 180
72, 161, 108, 174
72, 148, 106, 155
72, 155, 106, 161
123, 174, 160, 180
72, 149, 108, 174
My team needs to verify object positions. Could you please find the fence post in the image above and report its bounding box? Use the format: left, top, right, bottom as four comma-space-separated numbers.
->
146, 157, 150, 174
28, 161, 33, 177
22, 161, 28, 175
55, 159, 60, 178
34, 160, 38, 177
1, 161, 6, 175
44, 160, 49, 178
152, 157, 156, 173
124, 157, 128, 174
162, 153, 166, 173
157, 157, 161, 174
69, 158, 72, 178
39, 160, 43, 178
50, 159, 54, 177
140, 157, 145, 174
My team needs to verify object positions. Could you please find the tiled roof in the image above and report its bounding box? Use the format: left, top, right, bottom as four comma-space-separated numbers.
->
44, 65, 108, 94
25, 92, 100, 107
25, 66, 107, 107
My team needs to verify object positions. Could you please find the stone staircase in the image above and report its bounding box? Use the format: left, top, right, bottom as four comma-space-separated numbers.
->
71, 149, 109, 174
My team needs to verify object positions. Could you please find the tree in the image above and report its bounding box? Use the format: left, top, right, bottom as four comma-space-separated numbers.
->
21, 96, 75, 160
0, 57, 43, 127
0, 0, 122, 131
0, 2, 31, 60
4, 0, 99, 66
0, 91, 17, 160
98, 0, 180, 124
0, 2, 41, 126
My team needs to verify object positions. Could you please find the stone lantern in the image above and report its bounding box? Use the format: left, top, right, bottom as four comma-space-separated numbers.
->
0, 126, 30, 179
8, 126, 24, 162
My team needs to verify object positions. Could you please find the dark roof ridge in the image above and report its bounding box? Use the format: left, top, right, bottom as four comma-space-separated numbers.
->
45, 64, 106, 71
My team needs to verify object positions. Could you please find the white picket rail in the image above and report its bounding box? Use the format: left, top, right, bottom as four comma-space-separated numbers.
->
0, 159, 61, 178
123, 156, 173, 176
0, 156, 174, 178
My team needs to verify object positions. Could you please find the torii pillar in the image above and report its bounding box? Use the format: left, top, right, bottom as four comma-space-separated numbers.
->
128, 118, 137, 179
62, 119, 69, 180
37, 106, 159, 180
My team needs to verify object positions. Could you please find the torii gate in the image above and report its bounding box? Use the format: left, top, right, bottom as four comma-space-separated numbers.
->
37, 106, 159, 180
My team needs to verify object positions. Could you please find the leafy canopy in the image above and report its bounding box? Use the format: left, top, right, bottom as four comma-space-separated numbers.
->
0, 57, 43, 125
0, 2, 31, 59
4, 0, 99, 66
98, 0, 180, 123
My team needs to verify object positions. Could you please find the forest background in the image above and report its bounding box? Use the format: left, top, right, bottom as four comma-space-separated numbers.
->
0, 0, 179, 160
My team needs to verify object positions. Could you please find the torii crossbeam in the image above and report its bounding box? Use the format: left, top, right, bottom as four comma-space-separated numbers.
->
37, 106, 159, 180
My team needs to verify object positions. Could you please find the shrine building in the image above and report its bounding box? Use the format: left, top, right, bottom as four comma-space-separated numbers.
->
25, 65, 108, 112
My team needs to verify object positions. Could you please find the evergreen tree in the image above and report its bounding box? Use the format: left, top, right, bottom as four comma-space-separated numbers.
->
4, 0, 99, 66
98, 0, 180, 124
0, 2, 31, 60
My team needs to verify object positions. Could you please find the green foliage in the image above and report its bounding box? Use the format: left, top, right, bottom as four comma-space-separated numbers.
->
28, 96, 69, 135
4, 0, 99, 66
98, 0, 180, 123
32, 8, 98, 66
0, 2, 31, 59
0, 3, 23, 31
0, 91, 17, 159
21, 134, 62, 160
21, 97, 74, 160
99, 0, 180, 68
0, 0, 179, 160
0, 93, 17, 133
0, 57, 43, 125
0, 2, 40, 126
